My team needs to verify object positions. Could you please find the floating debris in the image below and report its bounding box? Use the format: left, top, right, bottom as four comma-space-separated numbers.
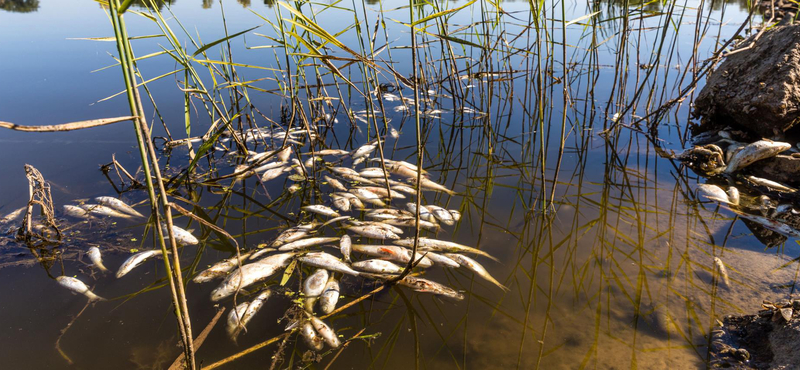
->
87, 246, 108, 273
56, 276, 105, 301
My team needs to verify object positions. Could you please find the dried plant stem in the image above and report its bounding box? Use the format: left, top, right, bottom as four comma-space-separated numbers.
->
0, 116, 137, 132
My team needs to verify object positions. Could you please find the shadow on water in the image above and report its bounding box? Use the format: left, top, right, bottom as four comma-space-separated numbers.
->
0, 0, 795, 369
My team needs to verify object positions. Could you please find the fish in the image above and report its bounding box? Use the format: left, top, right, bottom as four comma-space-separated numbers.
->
94, 196, 145, 218
696, 184, 731, 204
445, 254, 508, 291
288, 184, 303, 193
397, 276, 463, 301
271, 223, 317, 247
316, 149, 350, 156
408, 177, 456, 195
277, 146, 293, 162
320, 215, 352, 228
261, 166, 290, 182
353, 259, 405, 274
725, 139, 791, 173
164, 225, 199, 245
0, 206, 27, 224
56, 276, 106, 301
381, 217, 441, 232
351, 244, 433, 268
425, 205, 455, 225
726, 187, 740, 206
423, 251, 460, 268
351, 143, 377, 160
330, 193, 352, 212
87, 246, 108, 273
346, 225, 400, 240
713, 257, 730, 288
747, 176, 797, 193
303, 269, 329, 298
359, 168, 388, 178
319, 277, 340, 314
365, 208, 413, 220
117, 249, 164, 278
329, 167, 359, 177
253, 161, 287, 173
79, 204, 133, 219
277, 237, 340, 251
193, 251, 255, 283
340, 235, 352, 263
334, 192, 365, 210
63, 204, 91, 219
358, 186, 405, 199
211, 252, 295, 301
248, 248, 277, 261
310, 316, 341, 348
324, 175, 348, 192
298, 252, 361, 276
393, 237, 497, 261
349, 188, 386, 207
301, 321, 325, 351
226, 289, 272, 341
406, 203, 436, 222
302, 205, 341, 218
386, 163, 421, 178
449, 210, 462, 222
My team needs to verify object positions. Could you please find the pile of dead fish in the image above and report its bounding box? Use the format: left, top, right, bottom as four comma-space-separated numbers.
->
679, 131, 800, 240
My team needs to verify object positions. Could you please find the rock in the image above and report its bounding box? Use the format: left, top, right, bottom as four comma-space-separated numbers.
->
749, 154, 800, 185
694, 24, 800, 138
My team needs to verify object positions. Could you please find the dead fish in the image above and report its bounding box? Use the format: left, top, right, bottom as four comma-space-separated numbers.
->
319, 277, 340, 314
87, 246, 108, 273
211, 252, 295, 301
261, 166, 290, 182
63, 205, 91, 219
288, 184, 303, 193
351, 244, 433, 268
350, 188, 386, 207
349, 220, 404, 234
324, 175, 348, 192
56, 276, 105, 301
408, 177, 456, 195
747, 176, 797, 193
303, 269, 329, 298
316, 149, 350, 156
353, 259, 405, 274
116, 249, 164, 278
253, 161, 287, 173
301, 321, 325, 351
340, 235, 352, 263
449, 210, 462, 222
335, 192, 365, 210
351, 143, 377, 160
278, 237, 340, 251
697, 184, 731, 204
271, 224, 317, 247
732, 209, 800, 238
94, 196, 145, 218
389, 126, 399, 139
445, 254, 508, 291
359, 167, 387, 178
330, 193, 352, 212
397, 276, 463, 301
302, 205, 341, 218
329, 167, 359, 177
193, 251, 255, 283
406, 203, 436, 222
299, 252, 360, 276
320, 215, 352, 228
423, 251, 460, 268
382, 217, 441, 232
425, 204, 455, 225
226, 289, 271, 341
358, 186, 405, 199
394, 237, 497, 261
0, 206, 27, 224
781, 307, 793, 321
713, 257, 730, 288
248, 248, 277, 261
164, 225, 199, 246
346, 225, 400, 240
725, 139, 791, 173
365, 208, 413, 220
80, 204, 133, 219
277, 146, 293, 162
726, 187, 740, 206
310, 316, 341, 348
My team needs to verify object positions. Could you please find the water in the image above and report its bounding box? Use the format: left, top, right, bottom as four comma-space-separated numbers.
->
0, 0, 786, 369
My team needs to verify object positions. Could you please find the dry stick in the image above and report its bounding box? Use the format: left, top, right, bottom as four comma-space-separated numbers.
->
112, 153, 141, 187
0, 116, 137, 132
322, 328, 367, 370
168, 307, 226, 370
203, 332, 291, 370
54, 300, 92, 366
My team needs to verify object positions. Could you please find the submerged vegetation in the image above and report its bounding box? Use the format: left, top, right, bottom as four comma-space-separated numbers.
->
3, 0, 797, 368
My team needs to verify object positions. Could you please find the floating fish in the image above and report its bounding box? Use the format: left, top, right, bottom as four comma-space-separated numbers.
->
422, 251, 460, 268
696, 184, 731, 204
394, 238, 497, 261
397, 276, 463, 301
211, 252, 295, 302
324, 175, 348, 192
63, 205, 91, 219
319, 277, 340, 314
301, 321, 325, 351
406, 203, 436, 222
303, 269, 329, 298
713, 257, 730, 288
117, 249, 164, 278
94, 196, 144, 218
271, 224, 317, 247
80, 204, 133, 219
349, 188, 386, 207
747, 176, 797, 193
725, 139, 790, 173
445, 254, 507, 291
56, 276, 106, 301
226, 289, 271, 341
193, 251, 254, 283
164, 225, 199, 246
365, 208, 413, 220
310, 316, 341, 348
408, 177, 456, 195
0, 206, 27, 224
346, 224, 400, 240
340, 235, 352, 263
353, 259, 405, 274
425, 204, 455, 226
302, 205, 340, 218
382, 217, 441, 232
358, 186, 405, 199
277, 237, 339, 251
299, 252, 360, 276
330, 193, 352, 212
87, 246, 108, 273
351, 244, 433, 268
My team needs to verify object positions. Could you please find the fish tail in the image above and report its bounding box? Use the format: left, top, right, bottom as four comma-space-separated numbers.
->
88, 292, 107, 301
97, 264, 109, 273
474, 249, 500, 262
